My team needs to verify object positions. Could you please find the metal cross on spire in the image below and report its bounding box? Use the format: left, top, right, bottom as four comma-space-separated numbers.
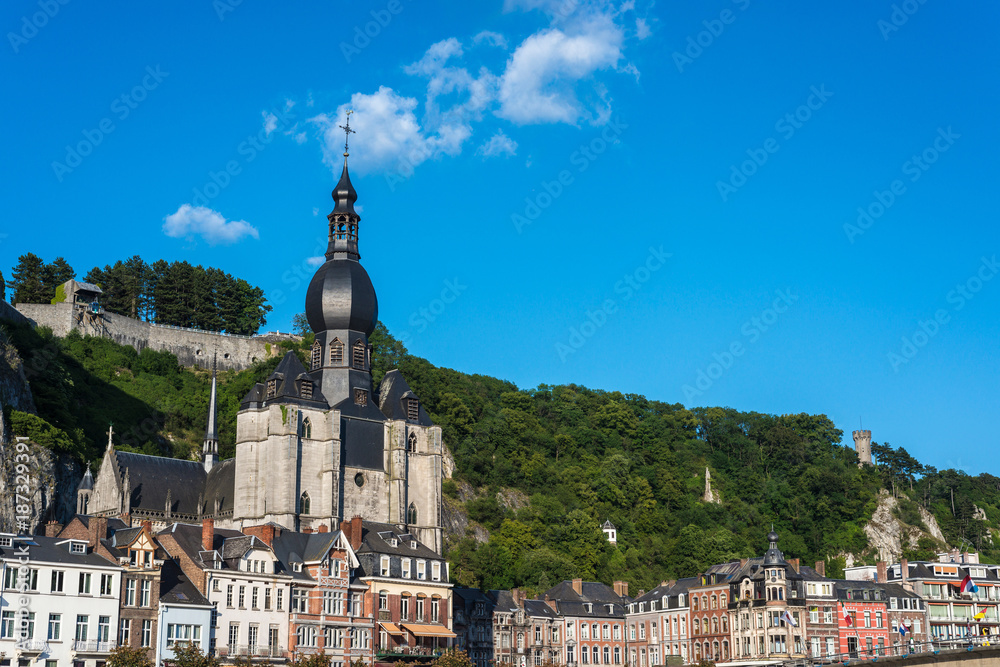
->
339, 109, 355, 156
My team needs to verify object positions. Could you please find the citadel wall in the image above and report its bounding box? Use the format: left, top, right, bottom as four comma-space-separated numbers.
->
14, 301, 297, 371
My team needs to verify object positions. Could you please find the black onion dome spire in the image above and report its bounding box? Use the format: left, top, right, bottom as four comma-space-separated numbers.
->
763, 528, 784, 565
305, 111, 378, 337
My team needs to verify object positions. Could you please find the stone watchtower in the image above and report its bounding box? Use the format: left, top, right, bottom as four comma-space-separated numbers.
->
853, 429, 872, 466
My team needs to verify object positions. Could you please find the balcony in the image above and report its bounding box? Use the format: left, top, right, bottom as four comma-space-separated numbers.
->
16, 640, 48, 654
218, 645, 287, 659
72, 640, 117, 654
376, 647, 442, 661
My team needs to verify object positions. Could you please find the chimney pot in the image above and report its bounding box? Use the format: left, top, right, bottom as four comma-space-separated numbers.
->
202, 517, 214, 552
318, 524, 329, 533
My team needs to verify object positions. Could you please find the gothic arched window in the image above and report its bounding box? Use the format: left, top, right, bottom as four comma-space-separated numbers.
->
301, 417, 312, 439
330, 338, 344, 365
407, 432, 417, 453
311, 340, 322, 369
300, 492, 311, 515
407, 503, 417, 525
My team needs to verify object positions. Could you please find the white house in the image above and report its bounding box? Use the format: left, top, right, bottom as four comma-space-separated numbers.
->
0, 533, 121, 667
155, 561, 213, 667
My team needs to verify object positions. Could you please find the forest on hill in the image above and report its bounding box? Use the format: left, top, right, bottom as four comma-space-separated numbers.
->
4, 316, 1000, 595
5, 253, 271, 335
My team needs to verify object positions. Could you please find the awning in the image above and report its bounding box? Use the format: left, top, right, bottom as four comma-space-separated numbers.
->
380, 622, 405, 635
402, 623, 457, 638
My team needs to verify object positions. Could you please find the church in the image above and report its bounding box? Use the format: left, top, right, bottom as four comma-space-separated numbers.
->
79, 139, 445, 554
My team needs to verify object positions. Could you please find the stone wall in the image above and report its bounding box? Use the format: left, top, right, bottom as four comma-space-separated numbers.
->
15, 301, 298, 371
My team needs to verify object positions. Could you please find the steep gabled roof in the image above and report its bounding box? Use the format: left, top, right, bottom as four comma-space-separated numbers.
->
114, 451, 207, 515
263, 352, 329, 408
377, 370, 433, 425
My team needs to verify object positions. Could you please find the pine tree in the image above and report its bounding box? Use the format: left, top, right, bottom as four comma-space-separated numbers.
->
43, 257, 75, 296
8, 253, 48, 303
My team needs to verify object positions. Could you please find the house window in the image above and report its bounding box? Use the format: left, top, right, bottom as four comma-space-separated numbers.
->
417, 560, 426, 580
75, 615, 89, 641
407, 503, 418, 525
300, 492, 311, 515
380, 557, 390, 576
1, 612, 15, 639
355, 388, 368, 406
301, 417, 312, 439
119, 618, 131, 645
48, 614, 61, 641
51, 570, 64, 592
311, 341, 322, 369
432, 561, 441, 581
407, 398, 419, 421
432, 598, 440, 623
402, 559, 411, 578
266, 378, 277, 398
239, 586, 246, 608
229, 623, 240, 648
277, 589, 284, 610
298, 625, 317, 647
252, 587, 259, 609
265, 588, 272, 610
330, 339, 344, 364
416, 597, 425, 621
78, 572, 91, 594
293, 589, 308, 613
407, 432, 417, 452
100, 574, 113, 595
226, 584, 233, 608
142, 620, 152, 647
401, 596, 411, 620
379, 591, 389, 610
98, 616, 111, 642
140, 580, 151, 607
352, 341, 366, 369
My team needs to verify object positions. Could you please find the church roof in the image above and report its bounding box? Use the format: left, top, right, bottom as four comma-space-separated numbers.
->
263, 352, 329, 408
377, 370, 433, 425
77, 465, 94, 491
114, 451, 207, 515
204, 458, 236, 514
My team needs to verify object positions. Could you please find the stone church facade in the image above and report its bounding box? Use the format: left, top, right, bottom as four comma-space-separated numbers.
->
82, 149, 444, 554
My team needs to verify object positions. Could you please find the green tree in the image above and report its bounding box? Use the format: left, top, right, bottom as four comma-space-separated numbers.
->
166, 642, 218, 667
292, 312, 312, 336
432, 650, 474, 667
289, 651, 332, 667
107, 645, 154, 667
8, 253, 48, 303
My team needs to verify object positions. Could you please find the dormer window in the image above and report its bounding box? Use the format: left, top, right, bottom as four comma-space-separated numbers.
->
407, 398, 419, 421
352, 340, 366, 369
266, 379, 277, 398
300, 381, 313, 400
311, 340, 322, 369
355, 389, 368, 406
0, 537, 11, 548
585, 603, 593, 613
330, 338, 344, 365
70, 542, 86, 554
293, 562, 303, 573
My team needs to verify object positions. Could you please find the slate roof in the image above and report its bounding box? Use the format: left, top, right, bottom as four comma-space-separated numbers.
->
355, 521, 440, 560
378, 370, 433, 425
270, 530, 339, 582
261, 352, 329, 408
158, 522, 246, 569
204, 458, 236, 513
0, 534, 117, 568
115, 451, 207, 515
541, 580, 631, 618
160, 559, 211, 606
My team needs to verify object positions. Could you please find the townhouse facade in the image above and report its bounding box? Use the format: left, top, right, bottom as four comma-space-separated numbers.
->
539, 579, 630, 667
801, 563, 839, 659
491, 590, 562, 667
452, 587, 494, 667
0, 533, 121, 667
687, 564, 737, 663
835, 581, 891, 657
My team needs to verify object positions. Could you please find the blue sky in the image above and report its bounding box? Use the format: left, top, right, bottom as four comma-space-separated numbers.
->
3, 0, 998, 475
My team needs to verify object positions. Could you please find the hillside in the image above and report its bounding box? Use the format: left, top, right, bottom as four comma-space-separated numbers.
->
3, 317, 1000, 594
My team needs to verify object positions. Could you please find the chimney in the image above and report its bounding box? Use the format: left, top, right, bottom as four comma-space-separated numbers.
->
815, 561, 826, 577
88, 516, 108, 548
900, 558, 908, 583
876, 561, 887, 584
544, 596, 557, 612
317, 524, 329, 533
788, 558, 800, 574
302, 528, 314, 534
121, 513, 131, 527
350, 515, 363, 550
202, 517, 214, 552
613, 580, 629, 598
244, 524, 277, 547
45, 521, 62, 538
141, 520, 152, 534
740, 558, 749, 568
572, 578, 583, 595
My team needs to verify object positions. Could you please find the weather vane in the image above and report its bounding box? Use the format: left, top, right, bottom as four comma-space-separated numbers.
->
339, 109, 355, 156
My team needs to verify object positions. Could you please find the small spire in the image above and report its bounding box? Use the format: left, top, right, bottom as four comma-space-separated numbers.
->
339, 109, 355, 156
106, 424, 114, 451
325, 111, 361, 261
203, 355, 219, 472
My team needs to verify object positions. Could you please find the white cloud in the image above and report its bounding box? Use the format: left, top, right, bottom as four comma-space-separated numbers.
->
474, 30, 509, 49
293, 131, 307, 144
262, 111, 278, 137
163, 205, 259, 245
477, 130, 518, 158
306, 256, 325, 267
636, 17, 651, 39
497, 12, 624, 125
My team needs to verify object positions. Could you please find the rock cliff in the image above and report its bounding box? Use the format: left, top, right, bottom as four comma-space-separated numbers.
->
864, 489, 947, 562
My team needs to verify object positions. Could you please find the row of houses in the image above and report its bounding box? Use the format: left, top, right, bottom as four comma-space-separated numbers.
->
0, 515, 453, 667
453, 531, 1000, 667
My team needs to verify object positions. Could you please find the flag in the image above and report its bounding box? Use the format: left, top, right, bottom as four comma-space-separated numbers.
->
841, 605, 854, 627
961, 575, 979, 594
899, 625, 908, 637
974, 611, 987, 621
781, 610, 798, 627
